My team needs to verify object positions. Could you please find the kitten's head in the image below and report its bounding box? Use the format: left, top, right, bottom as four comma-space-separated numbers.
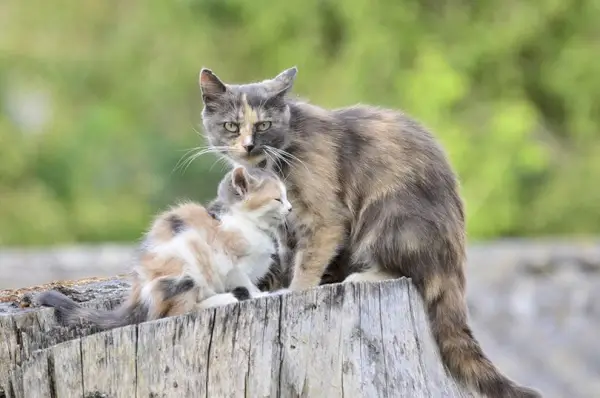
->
218, 165, 292, 227
199, 67, 298, 166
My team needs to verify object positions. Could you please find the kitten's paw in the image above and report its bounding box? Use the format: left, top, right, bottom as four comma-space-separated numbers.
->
231, 286, 251, 301
197, 293, 239, 309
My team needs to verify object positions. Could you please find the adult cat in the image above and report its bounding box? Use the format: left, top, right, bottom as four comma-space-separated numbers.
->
197, 67, 541, 398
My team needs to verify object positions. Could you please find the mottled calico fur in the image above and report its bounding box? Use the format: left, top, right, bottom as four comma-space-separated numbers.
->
206, 178, 295, 292
197, 67, 541, 398
37, 166, 292, 330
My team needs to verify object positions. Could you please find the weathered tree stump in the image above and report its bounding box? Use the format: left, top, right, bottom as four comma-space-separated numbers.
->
0, 278, 473, 398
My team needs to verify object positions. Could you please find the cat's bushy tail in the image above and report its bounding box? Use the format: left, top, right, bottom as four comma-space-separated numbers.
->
417, 278, 542, 398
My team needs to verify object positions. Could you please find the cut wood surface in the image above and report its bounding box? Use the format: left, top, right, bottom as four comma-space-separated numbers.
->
0, 278, 473, 398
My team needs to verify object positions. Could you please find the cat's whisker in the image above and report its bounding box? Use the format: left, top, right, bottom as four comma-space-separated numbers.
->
272, 147, 309, 171
264, 147, 285, 176
272, 153, 286, 178
267, 146, 314, 182
192, 126, 204, 137
268, 149, 292, 177
274, 156, 286, 178
174, 149, 208, 172
176, 143, 224, 159
209, 155, 231, 173
179, 149, 213, 170
175, 146, 230, 174
268, 146, 296, 165
267, 147, 297, 183
208, 158, 221, 172
173, 147, 205, 171
263, 151, 276, 172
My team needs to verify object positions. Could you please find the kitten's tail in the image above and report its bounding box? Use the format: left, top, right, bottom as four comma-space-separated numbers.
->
36, 288, 148, 330
417, 277, 542, 398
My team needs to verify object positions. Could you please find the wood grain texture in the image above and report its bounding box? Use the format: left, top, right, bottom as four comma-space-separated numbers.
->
1, 279, 473, 398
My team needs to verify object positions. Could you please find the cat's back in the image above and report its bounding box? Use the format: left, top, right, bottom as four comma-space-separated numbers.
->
331, 104, 444, 152
292, 101, 448, 162
288, 102, 461, 222
313, 104, 455, 182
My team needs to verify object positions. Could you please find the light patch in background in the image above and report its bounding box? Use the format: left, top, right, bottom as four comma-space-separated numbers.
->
3, 82, 53, 135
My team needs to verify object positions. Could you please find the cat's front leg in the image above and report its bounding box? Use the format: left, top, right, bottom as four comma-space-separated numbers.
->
288, 224, 344, 291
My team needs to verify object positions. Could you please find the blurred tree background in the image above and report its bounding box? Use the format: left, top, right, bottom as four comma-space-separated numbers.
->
1, 0, 599, 246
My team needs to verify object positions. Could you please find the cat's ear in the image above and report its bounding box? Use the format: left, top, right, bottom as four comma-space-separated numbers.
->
274, 66, 297, 88
265, 67, 298, 106
270, 67, 297, 95
231, 166, 251, 196
199, 68, 227, 103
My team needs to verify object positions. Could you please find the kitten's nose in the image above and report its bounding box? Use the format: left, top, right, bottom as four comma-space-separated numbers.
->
243, 143, 255, 153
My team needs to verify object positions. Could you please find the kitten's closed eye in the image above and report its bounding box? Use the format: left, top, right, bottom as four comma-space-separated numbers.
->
274, 198, 282, 203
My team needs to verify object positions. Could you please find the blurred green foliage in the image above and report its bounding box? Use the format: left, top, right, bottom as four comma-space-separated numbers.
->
1, 0, 599, 246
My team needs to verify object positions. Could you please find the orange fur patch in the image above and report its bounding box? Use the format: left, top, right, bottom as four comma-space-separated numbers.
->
243, 180, 281, 211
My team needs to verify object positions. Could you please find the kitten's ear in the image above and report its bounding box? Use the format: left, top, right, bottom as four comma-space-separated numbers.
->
231, 166, 251, 196
199, 68, 227, 103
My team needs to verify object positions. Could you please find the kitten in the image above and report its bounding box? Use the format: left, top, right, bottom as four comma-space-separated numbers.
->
197, 67, 541, 398
206, 183, 293, 292
36, 165, 292, 330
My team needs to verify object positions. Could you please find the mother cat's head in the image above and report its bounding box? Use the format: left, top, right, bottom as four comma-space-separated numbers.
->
198, 67, 298, 167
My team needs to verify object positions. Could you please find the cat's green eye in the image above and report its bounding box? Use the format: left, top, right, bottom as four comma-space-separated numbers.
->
256, 121, 272, 132
223, 122, 239, 133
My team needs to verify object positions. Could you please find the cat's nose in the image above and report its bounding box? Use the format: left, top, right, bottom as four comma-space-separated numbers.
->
243, 143, 255, 153
286, 205, 292, 213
